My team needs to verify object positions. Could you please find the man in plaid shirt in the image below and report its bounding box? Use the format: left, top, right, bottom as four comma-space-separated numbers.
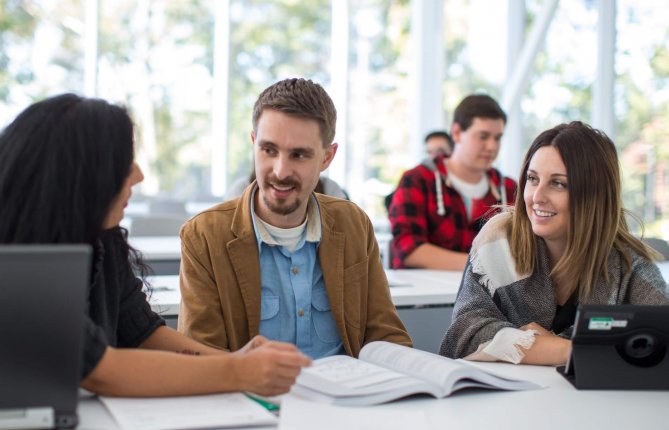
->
388, 95, 516, 270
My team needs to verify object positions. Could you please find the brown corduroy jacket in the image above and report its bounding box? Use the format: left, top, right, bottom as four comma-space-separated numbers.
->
177, 184, 412, 356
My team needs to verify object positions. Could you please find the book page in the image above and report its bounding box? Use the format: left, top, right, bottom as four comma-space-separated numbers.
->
100, 392, 277, 430
296, 355, 428, 397
359, 342, 540, 395
361, 342, 467, 387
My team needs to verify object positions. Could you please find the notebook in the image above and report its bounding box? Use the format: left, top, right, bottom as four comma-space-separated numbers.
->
0, 244, 91, 429
560, 304, 669, 390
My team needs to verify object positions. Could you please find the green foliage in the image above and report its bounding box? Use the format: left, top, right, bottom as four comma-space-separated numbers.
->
2, 0, 668, 228
226, 0, 331, 185
0, 1, 37, 101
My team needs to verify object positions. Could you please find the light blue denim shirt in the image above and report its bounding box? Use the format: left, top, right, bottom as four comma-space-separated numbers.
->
250, 188, 344, 359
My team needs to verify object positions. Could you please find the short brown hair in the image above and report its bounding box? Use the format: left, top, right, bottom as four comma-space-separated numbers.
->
510, 121, 655, 301
453, 94, 506, 131
252, 78, 337, 147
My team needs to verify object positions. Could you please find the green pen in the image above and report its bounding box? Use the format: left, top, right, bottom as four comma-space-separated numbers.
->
245, 393, 280, 412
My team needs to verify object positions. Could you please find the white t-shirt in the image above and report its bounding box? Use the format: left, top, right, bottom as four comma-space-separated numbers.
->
256, 216, 308, 253
447, 172, 489, 220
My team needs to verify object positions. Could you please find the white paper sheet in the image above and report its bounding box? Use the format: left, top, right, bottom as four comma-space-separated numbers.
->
100, 392, 277, 430
278, 395, 430, 430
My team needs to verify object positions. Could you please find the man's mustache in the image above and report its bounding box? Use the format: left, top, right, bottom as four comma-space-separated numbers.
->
266, 176, 300, 189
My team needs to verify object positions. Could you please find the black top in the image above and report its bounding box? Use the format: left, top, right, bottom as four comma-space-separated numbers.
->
81, 229, 165, 379
550, 292, 577, 335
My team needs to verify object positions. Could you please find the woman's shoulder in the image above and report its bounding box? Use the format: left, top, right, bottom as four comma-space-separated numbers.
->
611, 245, 669, 304
615, 242, 658, 268
608, 243, 664, 285
468, 211, 530, 293
474, 211, 513, 247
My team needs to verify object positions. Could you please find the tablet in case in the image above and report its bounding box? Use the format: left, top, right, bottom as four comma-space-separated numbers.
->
561, 304, 669, 390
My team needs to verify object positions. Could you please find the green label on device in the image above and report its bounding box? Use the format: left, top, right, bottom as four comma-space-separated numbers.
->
588, 317, 613, 330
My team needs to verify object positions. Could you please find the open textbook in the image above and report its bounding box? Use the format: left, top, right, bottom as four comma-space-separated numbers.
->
292, 341, 541, 406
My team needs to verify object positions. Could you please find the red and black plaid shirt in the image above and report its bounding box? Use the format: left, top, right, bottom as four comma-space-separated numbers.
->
388, 156, 517, 268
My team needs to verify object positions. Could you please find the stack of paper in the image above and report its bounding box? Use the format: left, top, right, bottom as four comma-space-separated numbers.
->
100, 392, 277, 430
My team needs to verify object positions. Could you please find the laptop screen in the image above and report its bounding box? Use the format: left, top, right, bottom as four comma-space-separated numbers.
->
0, 245, 91, 429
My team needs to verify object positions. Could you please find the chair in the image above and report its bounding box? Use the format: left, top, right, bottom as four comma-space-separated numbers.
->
128, 214, 188, 237
642, 237, 669, 261
147, 199, 188, 216
384, 190, 396, 212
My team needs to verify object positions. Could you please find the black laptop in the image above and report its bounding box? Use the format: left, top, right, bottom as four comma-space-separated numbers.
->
561, 304, 669, 390
0, 245, 91, 429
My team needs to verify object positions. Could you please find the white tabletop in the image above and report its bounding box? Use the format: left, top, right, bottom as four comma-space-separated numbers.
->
131, 235, 669, 280
146, 270, 462, 317
398, 361, 668, 430
76, 362, 669, 430
145, 261, 669, 318
131, 233, 393, 268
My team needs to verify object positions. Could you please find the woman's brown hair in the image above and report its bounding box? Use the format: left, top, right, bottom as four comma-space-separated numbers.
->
510, 121, 656, 301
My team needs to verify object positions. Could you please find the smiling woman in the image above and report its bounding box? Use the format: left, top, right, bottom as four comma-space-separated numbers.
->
523, 145, 570, 267
440, 121, 669, 367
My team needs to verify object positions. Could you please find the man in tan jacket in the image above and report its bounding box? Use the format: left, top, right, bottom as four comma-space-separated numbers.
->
179, 78, 411, 358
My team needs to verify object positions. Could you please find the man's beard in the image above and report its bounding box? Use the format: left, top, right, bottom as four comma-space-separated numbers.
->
262, 193, 301, 215
261, 176, 302, 216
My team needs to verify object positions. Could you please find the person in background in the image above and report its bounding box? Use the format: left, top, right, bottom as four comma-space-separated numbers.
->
179, 78, 411, 358
440, 121, 668, 365
424, 130, 453, 159
384, 130, 454, 212
388, 95, 516, 270
225, 170, 348, 201
0, 94, 310, 397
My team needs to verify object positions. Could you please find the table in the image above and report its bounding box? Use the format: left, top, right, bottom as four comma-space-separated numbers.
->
147, 269, 462, 354
75, 362, 669, 430
147, 270, 460, 314
366, 361, 669, 430
134, 233, 669, 353
129, 236, 182, 275
130, 232, 394, 274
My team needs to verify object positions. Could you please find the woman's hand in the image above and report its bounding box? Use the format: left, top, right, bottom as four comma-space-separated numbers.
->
234, 335, 269, 355
519, 322, 572, 366
520, 322, 552, 336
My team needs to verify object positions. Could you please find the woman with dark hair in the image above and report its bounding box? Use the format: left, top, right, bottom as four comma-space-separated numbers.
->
0, 94, 310, 396
440, 121, 668, 365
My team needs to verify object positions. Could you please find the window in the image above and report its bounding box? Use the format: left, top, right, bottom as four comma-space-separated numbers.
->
1, 0, 667, 236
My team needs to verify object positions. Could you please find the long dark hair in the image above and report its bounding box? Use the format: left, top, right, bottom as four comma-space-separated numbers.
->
0, 93, 147, 275
510, 121, 654, 301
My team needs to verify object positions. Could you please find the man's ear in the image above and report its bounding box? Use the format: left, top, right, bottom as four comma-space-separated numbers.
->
251, 130, 256, 145
321, 143, 338, 171
451, 123, 462, 144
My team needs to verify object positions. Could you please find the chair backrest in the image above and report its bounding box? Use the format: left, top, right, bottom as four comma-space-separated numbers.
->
384, 190, 396, 213
147, 199, 188, 216
129, 214, 188, 237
